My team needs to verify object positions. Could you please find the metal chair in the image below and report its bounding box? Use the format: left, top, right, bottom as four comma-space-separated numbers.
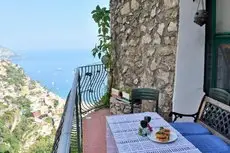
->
209, 88, 230, 105
130, 88, 159, 113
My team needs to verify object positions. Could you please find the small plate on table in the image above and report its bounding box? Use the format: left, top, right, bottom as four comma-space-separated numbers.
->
147, 129, 178, 143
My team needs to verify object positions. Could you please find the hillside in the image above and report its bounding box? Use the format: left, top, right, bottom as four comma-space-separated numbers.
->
0, 60, 65, 153
0, 46, 16, 59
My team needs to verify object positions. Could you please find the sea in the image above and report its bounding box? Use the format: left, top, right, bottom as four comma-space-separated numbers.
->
11, 50, 101, 99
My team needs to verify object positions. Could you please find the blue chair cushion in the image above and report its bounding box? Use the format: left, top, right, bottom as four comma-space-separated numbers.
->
185, 135, 229, 153
170, 122, 211, 136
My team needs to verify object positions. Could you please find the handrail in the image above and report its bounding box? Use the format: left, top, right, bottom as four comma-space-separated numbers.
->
52, 64, 107, 153
52, 70, 80, 153
57, 71, 79, 153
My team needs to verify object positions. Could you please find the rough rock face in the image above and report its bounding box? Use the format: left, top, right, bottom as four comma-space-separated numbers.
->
110, 97, 141, 114
110, 0, 179, 120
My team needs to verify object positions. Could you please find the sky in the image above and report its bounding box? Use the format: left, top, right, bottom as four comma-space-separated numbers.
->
0, 0, 109, 51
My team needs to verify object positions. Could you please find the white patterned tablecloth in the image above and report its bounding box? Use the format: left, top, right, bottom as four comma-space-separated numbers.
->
106, 112, 201, 153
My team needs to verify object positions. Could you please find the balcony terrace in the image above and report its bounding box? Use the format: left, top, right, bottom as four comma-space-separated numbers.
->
51, 63, 230, 153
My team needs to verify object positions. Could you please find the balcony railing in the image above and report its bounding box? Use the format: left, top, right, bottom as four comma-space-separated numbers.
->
52, 64, 108, 153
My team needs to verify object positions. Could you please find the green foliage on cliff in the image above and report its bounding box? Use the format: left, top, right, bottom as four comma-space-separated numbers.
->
0, 108, 35, 153
16, 96, 32, 117
1, 110, 15, 124
13, 116, 34, 140
45, 117, 53, 124
27, 136, 54, 153
4, 64, 25, 86
53, 99, 59, 108
0, 61, 63, 153
0, 115, 20, 153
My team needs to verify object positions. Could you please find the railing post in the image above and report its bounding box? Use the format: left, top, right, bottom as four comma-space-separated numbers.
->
78, 71, 83, 152
75, 70, 81, 153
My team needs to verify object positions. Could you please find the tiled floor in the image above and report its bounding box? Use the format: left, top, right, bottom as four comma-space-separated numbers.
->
83, 109, 111, 153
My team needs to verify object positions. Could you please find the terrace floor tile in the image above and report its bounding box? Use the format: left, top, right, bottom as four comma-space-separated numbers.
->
83, 108, 111, 153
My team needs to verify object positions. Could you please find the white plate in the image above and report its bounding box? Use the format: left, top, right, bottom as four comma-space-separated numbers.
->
147, 131, 178, 143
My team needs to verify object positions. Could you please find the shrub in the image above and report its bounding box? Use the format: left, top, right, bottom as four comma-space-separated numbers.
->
45, 117, 53, 124
4, 64, 25, 86
53, 100, 59, 108
27, 136, 54, 153
100, 92, 110, 107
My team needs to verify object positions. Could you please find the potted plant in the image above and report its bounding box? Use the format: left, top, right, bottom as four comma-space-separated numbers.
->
194, 0, 208, 26
118, 90, 123, 98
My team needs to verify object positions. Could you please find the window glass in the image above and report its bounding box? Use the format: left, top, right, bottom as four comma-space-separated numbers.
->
216, 0, 230, 33
216, 44, 230, 92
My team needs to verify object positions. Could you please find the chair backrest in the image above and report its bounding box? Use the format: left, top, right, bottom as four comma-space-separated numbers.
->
209, 88, 230, 105
131, 88, 159, 113
131, 88, 159, 101
197, 96, 230, 144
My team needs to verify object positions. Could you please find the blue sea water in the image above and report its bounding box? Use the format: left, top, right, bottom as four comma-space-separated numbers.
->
11, 50, 101, 99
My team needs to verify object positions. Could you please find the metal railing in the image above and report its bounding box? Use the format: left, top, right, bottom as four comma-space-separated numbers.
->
52, 64, 108, 153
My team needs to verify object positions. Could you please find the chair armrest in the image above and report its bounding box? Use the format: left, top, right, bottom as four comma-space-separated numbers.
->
169, 111, 199, 122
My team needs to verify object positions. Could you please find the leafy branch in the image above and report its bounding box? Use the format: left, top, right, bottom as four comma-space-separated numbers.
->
91, 5, 111, 68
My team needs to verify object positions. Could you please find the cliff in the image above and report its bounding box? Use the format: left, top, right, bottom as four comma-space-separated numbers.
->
0, 60, 65, 153
0, 46, 16, 59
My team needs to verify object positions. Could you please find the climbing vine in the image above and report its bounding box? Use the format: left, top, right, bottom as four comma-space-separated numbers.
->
92, 5, 114, 107
91, 5, 111, 68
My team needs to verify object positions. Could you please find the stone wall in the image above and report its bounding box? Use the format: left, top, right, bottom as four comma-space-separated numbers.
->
110, 97, 141, 114
110, 0, 179, 120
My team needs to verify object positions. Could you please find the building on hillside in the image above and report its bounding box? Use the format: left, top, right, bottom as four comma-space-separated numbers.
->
32, 111, 41, 118
44, 97, 54, 107
55, 108, 64, 114
34, 117, 43, 123
110, 0, 230, 120
39, 114, 48, 119
40, 105, 49, 115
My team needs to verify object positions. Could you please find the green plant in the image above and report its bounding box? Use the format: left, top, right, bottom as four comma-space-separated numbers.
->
91, 5, 111, 68
100, 92, 110, 107
0, 119, 20, 153
15, 96, 32, 117
53, 100, 59, 108
4, 64, 25, 86
13, 116, 33, 140
92, 5, 114, 108
27, 136, 54, 153
45, 117, 53, 124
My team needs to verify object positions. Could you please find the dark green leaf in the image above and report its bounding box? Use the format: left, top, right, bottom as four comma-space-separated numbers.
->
96, 5, 100, 10
105, 22, 110, 27
91, 10, 96, 14
98, 52, 102, 59
100, 40, 103, 46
